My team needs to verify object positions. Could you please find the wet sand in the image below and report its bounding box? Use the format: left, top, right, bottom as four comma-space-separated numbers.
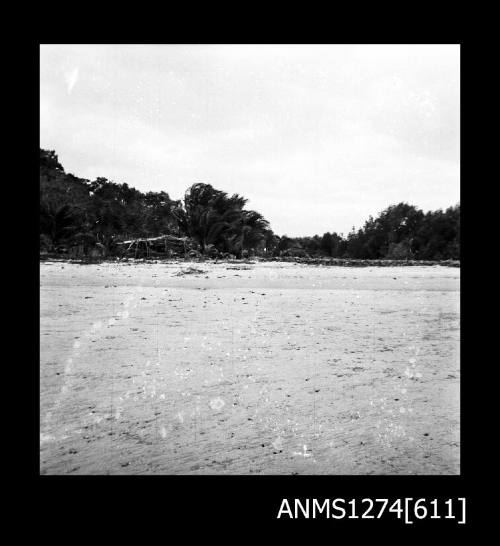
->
40, 261, 460, 475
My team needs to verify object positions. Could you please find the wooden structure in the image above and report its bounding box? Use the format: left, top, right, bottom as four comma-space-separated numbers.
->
116, 235, 197, 258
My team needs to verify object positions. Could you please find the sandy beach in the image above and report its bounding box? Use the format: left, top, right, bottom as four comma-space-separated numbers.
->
40, 260, 460, 475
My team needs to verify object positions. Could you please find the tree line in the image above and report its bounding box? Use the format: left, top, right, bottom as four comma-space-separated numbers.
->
40, 149, 459, 260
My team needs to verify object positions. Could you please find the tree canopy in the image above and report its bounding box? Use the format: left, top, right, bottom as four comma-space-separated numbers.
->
40, 149, 459, 260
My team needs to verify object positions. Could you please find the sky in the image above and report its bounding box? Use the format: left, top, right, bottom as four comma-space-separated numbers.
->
40, 44, 460, 237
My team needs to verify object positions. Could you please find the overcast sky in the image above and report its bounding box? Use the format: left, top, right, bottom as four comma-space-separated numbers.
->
40, 44, 460, 237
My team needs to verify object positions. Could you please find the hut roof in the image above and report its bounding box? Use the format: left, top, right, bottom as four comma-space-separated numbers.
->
117, 235, 190, 245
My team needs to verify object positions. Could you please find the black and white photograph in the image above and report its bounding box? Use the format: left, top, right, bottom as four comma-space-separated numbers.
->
39, 44, 460, 476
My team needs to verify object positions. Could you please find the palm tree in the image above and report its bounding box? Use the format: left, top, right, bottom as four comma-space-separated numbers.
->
227, 210, 270, 257
40, 201, 82, 247
183, 183, 251, 254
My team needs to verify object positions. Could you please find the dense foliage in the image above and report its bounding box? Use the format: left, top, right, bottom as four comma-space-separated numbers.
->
40, 149, 459, 260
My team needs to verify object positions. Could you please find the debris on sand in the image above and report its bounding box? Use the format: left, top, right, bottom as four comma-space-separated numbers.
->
226, 266, 252, 270
175, 267, 207, 276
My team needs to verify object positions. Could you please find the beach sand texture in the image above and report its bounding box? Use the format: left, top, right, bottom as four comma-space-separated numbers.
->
40, 261, 460, 475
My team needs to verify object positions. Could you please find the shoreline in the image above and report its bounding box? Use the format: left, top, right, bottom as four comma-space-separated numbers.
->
39, 256, 460, 268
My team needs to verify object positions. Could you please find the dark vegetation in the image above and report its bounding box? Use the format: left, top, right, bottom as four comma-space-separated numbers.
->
40, 149, 460, 262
